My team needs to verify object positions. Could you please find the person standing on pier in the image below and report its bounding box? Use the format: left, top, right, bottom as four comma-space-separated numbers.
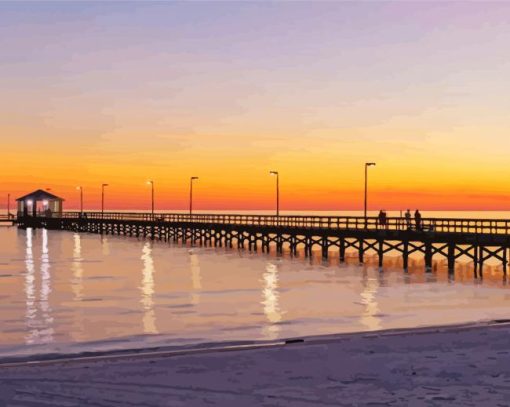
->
405, 209, 412, 229
414, 210, 422, 231
378, 210, 386, 229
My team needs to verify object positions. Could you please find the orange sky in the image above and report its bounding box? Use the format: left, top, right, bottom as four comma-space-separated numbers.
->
2, 3, 510, 211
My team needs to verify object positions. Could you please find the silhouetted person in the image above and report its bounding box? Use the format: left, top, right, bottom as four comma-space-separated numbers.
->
378, 210, 385, 228
414, 209, 422, 230
405, 209, 411, 229
382, 210, 388, 229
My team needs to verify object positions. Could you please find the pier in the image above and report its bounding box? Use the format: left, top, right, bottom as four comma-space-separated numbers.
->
15, 211, 510, 276
0, 215, 16, 225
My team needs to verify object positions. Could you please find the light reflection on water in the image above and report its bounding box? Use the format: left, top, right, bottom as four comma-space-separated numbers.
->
23, 228, 36, 344
359, 269, 382, 331
1, 225, 510, 357
140, 242, 157, 334
189, 250, 202, 306
23, 229, 54, 345
261, 262, 283, 340
71, 233, 83, 301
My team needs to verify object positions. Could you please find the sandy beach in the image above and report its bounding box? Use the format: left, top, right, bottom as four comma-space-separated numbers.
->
1, 321, 510, 406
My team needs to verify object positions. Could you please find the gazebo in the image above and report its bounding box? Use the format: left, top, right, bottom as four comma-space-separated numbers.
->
16, 189, 64, 218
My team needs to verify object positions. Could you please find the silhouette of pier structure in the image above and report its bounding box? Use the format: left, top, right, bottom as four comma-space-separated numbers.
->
0, 214, 16, 225
16, 211, 510, 276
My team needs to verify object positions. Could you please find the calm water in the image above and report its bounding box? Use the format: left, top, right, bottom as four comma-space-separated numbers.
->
2, 211, 510, 358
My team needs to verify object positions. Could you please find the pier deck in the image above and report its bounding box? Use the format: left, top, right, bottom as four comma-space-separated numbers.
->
15, 212, 510, 275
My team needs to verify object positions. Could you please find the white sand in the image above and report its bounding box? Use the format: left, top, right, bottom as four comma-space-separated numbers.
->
1, 322, 510, 406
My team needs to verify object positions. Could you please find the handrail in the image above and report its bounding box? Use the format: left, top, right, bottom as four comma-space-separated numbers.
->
30, 211, 510, 236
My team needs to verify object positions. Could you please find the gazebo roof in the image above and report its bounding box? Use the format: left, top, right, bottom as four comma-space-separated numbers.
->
16, 189, 65, 202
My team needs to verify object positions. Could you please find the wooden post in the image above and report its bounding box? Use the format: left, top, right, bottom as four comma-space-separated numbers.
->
358, 239, 364, 264
276, 234, 283, 255
304, 237, 311, 258
322, 238, 328, 260
473, 245, 478, 278
378, 240, 383, 268
425, 242, 432, 271
447, 243, 455, 274
339, 238, 346, 262
479, 246, 484, 277
503, 247, 508, 276
403, 240, 409, 271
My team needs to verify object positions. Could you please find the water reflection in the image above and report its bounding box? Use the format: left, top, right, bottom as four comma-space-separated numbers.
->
101, 235, 110, 256
71, 233, 83, 301
261, 262, 283, 340
40, 229, 54, 343
140, 242, 157, 334
24, 228, 37, 344
24, 229, 54, 345
7, 224, 510, 357
189, 250, 202, 305
359, 268, 382, 331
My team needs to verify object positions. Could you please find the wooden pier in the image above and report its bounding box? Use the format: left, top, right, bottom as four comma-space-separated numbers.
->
15, 211, 510, 276
0, 214, 16, 225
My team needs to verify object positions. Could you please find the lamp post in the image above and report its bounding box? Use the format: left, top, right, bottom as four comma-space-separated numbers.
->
364, 162, 376, 226
101, 183, 109, 216
76, 186, 83, 214
269, 171, 279, 217
7, 193, 10, 219
189, 177, 199, 217
147, 180, 154, 219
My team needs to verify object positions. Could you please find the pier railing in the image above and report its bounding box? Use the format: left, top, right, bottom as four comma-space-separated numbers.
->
0, 214, 15, 222
49, 211, 510, 236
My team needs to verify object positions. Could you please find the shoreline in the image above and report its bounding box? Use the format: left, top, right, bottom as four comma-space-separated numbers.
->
1, 318, 509, 367
3, 320, 510, 405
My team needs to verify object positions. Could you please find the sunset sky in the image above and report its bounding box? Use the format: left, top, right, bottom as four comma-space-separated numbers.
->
2, 2, 510, 211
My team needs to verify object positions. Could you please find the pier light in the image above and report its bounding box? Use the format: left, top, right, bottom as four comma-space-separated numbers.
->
76, 186, 83, 214
269, 171, 279, 217
364, 162, 376, 227
189, 177, 199, 217
147, 180, 154, 218
101, 183, 109, 216
7, 193, 10, 218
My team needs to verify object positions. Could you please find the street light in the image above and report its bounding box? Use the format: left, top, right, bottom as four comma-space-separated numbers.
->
189, 177, 199, 217
364, 162, 376, 225
76, 186, 83, 214
269, 171, 279, 217
147, 180, 154, 218
7, 193, 10, 219
101, 183, 109, 216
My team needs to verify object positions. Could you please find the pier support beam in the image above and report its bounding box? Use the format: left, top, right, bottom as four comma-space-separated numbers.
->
425, 242, 432, 272
290, 236, 297, 256
403, 241, 409, 271
358, 239, 364, 264
479, 246, 484, 277
321, 238, 328, 260
339, 238, 346, 262
447, 243, 455, 274
377, 240, 383, 268
305, 237, 312, 258
276, 234, 283, 255
503, 248, 508, 276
